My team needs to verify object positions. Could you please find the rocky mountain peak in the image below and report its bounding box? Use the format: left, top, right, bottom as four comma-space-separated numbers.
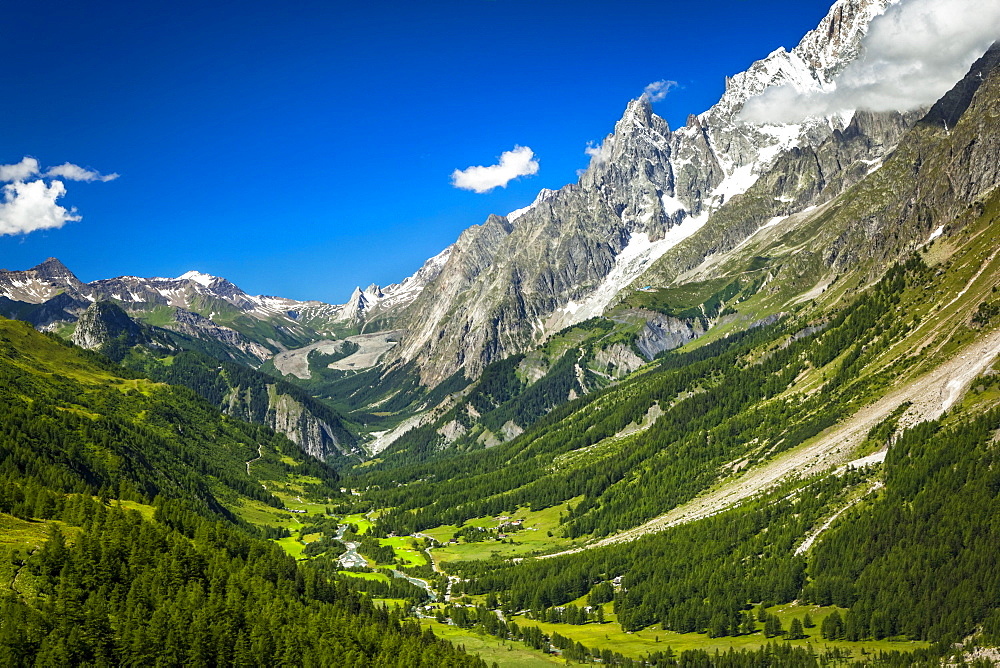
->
176, 270, 218, 287
0, 256, 89, 304
71, 301, 146, 350
31, 257, 77, 280
341, 286, 373, 321
384, 0, 907, 387
793, 0, 890, 74
616, 96, 662, 133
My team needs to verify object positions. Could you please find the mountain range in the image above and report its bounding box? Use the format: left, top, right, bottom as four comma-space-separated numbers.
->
4, 0, 1000, 663
0, 0, 954, 455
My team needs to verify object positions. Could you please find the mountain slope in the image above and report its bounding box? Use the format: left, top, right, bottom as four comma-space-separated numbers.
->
64, 300, 363, 463
0, 316, 334, 521
0, 315, 485, 667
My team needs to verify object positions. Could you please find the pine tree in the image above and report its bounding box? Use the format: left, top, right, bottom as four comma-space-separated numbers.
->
764, 614, 784, 638
789, 617, 806, 639
822, 610, 843, 640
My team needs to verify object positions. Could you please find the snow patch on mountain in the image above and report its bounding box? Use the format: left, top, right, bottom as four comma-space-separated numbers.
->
545, 214, 711, 333
926, 225, 945, 244
176, 270, 216, 287
660, 194, 687, 216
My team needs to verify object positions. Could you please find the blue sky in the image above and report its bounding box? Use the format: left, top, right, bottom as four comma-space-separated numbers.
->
0, 0, 839, 303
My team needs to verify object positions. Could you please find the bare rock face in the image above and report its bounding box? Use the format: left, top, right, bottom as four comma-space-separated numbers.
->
821, 43, 1000, 272
437, 419, 468, 445
595, 343, 646, 378
266, 390, 351, 460
501, 420, 524, 441
593, 310, 705, 377
634, 312, 706, 360
71, 302, 148, 350
222, 383, 356, 461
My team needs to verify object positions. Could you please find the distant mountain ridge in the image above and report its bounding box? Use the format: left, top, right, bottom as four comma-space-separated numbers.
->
0, 252, 448, 355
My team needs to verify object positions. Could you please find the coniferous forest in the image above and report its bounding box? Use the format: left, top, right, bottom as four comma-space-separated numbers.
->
0, 320, 483, 667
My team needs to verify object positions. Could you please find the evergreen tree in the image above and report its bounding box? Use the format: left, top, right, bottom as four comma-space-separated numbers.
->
822, 611, 844, 640
764, 614, 784, 638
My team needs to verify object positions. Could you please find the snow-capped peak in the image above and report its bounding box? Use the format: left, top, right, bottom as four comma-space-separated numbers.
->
177, 270, 217, 287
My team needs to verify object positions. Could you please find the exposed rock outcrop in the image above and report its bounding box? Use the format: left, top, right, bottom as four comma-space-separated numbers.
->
71, 301, 149, 350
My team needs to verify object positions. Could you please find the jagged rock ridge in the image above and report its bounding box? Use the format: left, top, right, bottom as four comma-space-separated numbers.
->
386, 0, 903, 386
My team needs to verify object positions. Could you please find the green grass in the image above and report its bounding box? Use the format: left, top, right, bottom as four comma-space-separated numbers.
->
267, 487, 325, 511
381, 535, 427, 566
623, 277, 740, 318
417, 620, 563, 667
274, 536, 306, 559
0, 514, 82, 598
114, 499, 157, 521
0, 513, 51, 554
338, 513, 373, 534
503, 603, 928, 661
430, 498, 584, 565
371, 598, 408, 609
132, 305, 178, 328
338, 570, 390, 582
231, 497, 294, 527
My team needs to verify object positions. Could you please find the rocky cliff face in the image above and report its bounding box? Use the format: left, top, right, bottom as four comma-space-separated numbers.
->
71, 301, 150, 350
820, 43, 1000, 272
645, 42, 1000, 304
388, 0, 900, 386
222, 386, 357, 461
637, 106, 922, 287
595, 310, 706, 377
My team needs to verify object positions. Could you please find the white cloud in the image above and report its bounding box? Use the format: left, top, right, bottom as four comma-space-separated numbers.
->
0, 157, 40, 182
0, 155, 117, 236
642, 80, 678, 102
0, 179, 81, 236
584, 137, 616, 165
741, 0, 1000, 124
451, 145, 539, 193
45, 162, 119, 182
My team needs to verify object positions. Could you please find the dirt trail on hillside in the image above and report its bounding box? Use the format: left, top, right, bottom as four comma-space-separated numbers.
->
543, 329, 1000, 557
